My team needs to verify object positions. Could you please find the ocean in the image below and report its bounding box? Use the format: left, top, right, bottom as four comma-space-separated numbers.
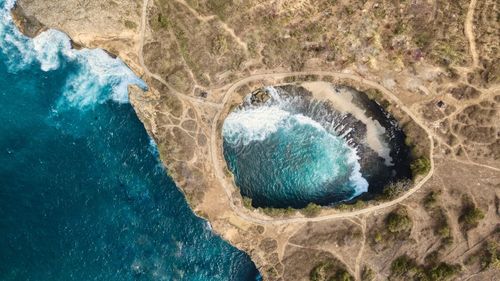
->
0, 0, 259, 280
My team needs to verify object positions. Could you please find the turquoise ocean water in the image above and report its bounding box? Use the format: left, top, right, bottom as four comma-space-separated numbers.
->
222, 89, 368, 208
0, 0, 259, 280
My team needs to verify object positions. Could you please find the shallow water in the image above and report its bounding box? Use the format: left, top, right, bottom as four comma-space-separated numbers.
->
0, 0, 259, 280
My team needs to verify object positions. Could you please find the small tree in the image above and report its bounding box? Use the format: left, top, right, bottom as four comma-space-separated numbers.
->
386, 209, 412, 234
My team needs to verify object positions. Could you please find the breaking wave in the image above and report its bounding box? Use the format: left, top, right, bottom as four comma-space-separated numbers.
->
0, 0, 146, 109
222, 87, 369, 208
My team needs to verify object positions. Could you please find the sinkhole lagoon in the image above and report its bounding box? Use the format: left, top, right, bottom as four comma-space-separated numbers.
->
222, 83, 412, 209
0, 0, 259, 280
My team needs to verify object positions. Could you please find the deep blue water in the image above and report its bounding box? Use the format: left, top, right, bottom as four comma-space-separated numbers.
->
0, 0, 259, 280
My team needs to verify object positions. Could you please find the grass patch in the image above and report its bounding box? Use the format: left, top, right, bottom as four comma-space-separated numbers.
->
123, 20, 137, 29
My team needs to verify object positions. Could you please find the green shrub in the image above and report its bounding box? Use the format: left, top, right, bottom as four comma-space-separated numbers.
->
382, 180, 411, 200
242, 196, 253, 209
415, 32, 433, 49
310, 262, 331, 281
261, 206, 296, 217
310, 262, 353, 281
123, 20, 137, 29
390, 255, 417, 276
386, 209, 412, 234
361, 266, 374, 281
481, 241, 500, 270
437, 225, 451, 239
391, 255, 461, 280
423, 190, 441, 209
300, 203, 322, 217
411, 157, 431, 177
428, 263, 461, 281
460, 206, 484, 229
331, 269, 353, 281
157, 13, 169, 28
374, 232, 383, 243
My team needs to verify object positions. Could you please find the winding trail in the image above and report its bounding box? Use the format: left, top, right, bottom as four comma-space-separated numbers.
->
448, 157, 500, 172
209, 71, 435, 225
173, 0, 249, 53
139, 0, 436, 226
465, 0, 479, 68
354, 218, 366, 280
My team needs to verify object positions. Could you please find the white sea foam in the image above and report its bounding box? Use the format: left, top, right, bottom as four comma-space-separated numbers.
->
0, 0, 35, 71
223, 105, 290, 145
345, 149, 369, 197
59, 47, 146, 108
0, 0, 146, 108
32, 29, 71, 71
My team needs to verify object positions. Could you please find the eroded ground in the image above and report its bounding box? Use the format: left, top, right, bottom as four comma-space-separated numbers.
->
14, 0, 500, 280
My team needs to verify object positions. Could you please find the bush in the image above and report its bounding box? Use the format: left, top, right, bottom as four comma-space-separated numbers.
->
124, 20, 137, 29
460, 206, 484, 229
310, 263, 327, 281
242, 196, 253, 209
310, 262, 353, 281
411, 157, 431, 177
437, 225, 451, 240
423, 190, 441, 209
382, 180, 411, 200
481, 241, 500, 270
331, 269, 353, 281
300, 203, 322, 217
391, 255, 417, 276
391, 255, 461, 280
361, 266, 374, 281
428, 263, 461, 281
386, 209, 412, 234
260, 206, 296, 217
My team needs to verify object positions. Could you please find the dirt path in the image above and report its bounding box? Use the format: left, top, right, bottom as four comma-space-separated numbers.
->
209, 71, 435, 225
448, 157, 500, 172
354, 218, 366, 280
465, 0, 479, 68
287, 242, 355, 275
173, 0, 248, 53
138, 0, 221, 108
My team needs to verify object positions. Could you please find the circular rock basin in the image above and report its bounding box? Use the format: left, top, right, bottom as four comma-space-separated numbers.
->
222, 82, 412, 208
